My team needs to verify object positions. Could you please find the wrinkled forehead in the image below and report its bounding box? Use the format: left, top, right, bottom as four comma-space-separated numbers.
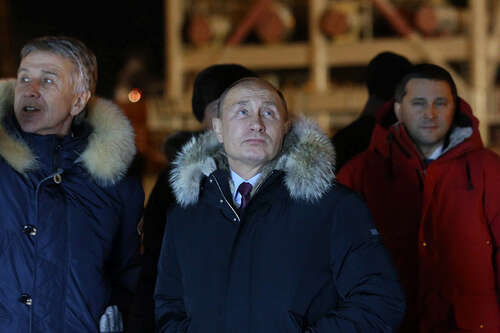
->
18, 51, 78, 78
221, 78, 286, 113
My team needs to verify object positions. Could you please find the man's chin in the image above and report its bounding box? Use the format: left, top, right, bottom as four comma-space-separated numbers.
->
243, 149, 270, 159
16, 118, 46, 135
19, 124, 42, 134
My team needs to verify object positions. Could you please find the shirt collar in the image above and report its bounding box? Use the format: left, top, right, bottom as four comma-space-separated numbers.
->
230, 168, 261, 205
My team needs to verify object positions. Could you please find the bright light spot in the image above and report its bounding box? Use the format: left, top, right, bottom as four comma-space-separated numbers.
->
128, 88, 142, 103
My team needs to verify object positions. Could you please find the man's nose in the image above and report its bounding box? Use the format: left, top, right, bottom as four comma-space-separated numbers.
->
250, 114, 265, 132
24, 81, 41, 98
422, 106, 437, 119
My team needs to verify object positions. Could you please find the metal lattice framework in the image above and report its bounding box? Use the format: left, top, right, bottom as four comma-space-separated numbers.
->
161, 0, 500, 144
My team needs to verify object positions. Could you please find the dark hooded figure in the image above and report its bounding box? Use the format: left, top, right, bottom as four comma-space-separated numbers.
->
332, 51, 412, 172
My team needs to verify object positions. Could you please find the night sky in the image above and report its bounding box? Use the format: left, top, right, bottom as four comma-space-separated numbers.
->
9, 0, 165, 98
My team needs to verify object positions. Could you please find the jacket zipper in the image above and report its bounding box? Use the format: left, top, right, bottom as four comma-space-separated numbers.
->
31, 168, 64, 333
212, 175, 241, 223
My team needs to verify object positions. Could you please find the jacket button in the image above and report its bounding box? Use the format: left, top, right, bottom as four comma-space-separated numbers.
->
421, 241, 427, 247
19, 293, 32, 306
486, 240, 491, 246
479, 324, 485, 328
23, 225, 37, 236
53, 173, 62, 184
220, 199, 224, 203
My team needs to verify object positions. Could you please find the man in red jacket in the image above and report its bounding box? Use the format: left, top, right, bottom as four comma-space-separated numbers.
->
338, 63, 500, 333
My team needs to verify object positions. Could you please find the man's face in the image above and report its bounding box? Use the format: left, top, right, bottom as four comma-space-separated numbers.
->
394, 78, 455, 157
14, 51, 89, 136
213, 80, 288, 176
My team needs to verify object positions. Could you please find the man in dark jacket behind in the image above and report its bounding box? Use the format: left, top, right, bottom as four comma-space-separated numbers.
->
332, 51, 412, 172
338, 64, 500, 332
0, 36, 144, 332
155, 77, 405, 332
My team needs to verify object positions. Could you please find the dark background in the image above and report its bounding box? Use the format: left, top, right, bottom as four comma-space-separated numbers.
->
6, 0, 165, 98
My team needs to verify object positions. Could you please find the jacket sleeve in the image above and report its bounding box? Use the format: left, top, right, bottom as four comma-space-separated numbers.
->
308, 192, 405, 332
108, 176, 144, 329
483, 151, 500, 292
155, 213, 190, 333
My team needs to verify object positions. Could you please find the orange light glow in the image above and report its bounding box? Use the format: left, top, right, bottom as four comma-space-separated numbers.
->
128, 88, 142, 103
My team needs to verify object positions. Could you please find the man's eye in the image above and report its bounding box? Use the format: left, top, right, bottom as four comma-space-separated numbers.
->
412, 101, 425, 106
262, 110, 274, 117
43, 78, 54, 84
238, 109, 248, 115
19, 77, 30, 83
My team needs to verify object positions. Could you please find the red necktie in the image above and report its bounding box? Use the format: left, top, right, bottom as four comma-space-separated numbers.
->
237, 182, 253, 211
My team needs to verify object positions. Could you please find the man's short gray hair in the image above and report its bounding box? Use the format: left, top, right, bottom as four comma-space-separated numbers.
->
20, 36, 98, 95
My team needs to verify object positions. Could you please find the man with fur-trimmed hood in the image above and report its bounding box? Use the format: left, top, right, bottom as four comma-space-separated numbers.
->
154, 77, 405, 332
0, 36, 144, 332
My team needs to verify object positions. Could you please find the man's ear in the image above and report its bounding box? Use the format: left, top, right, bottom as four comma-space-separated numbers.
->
212, 117, 224, 144
394, 102, 402, 122
71, 90, 91, 116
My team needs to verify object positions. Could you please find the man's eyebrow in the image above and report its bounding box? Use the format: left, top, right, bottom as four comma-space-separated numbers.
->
41, 70, 58, 76
262, 101, 278, 107
17, 68, 58, 76
227, 100, 249, 108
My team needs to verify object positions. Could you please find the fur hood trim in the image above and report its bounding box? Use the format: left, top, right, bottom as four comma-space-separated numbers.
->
170, 117, 335, 207
0, 79, 136, 186
0, 79, 35, 172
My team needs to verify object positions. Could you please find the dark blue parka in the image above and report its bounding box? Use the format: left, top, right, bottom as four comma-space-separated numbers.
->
155, 118, 405, 332
0, 80, 144, 332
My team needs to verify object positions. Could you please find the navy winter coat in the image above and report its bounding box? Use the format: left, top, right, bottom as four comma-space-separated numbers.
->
0, 80, 144, 332
155, 119, 405, 332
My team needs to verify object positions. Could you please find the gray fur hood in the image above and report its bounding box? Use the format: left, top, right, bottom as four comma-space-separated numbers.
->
0, 79, 136, 186
170, 117, 336, 207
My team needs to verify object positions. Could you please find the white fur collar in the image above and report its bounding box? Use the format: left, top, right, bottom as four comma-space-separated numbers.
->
0, 79, 136, 186
170, 117, 335, 207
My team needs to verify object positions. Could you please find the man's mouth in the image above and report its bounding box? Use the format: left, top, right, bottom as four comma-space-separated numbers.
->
244, 138, 266, 144
23, 106, 41, 112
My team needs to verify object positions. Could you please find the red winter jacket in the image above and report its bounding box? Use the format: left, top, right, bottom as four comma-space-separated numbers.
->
338, 99, 500, 333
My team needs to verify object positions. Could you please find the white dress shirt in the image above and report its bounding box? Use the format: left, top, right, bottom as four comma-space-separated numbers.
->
230, 169, 261, 207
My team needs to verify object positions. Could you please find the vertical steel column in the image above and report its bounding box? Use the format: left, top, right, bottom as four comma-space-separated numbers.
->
470, 0, 489, 144
309, 0, 328, 93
